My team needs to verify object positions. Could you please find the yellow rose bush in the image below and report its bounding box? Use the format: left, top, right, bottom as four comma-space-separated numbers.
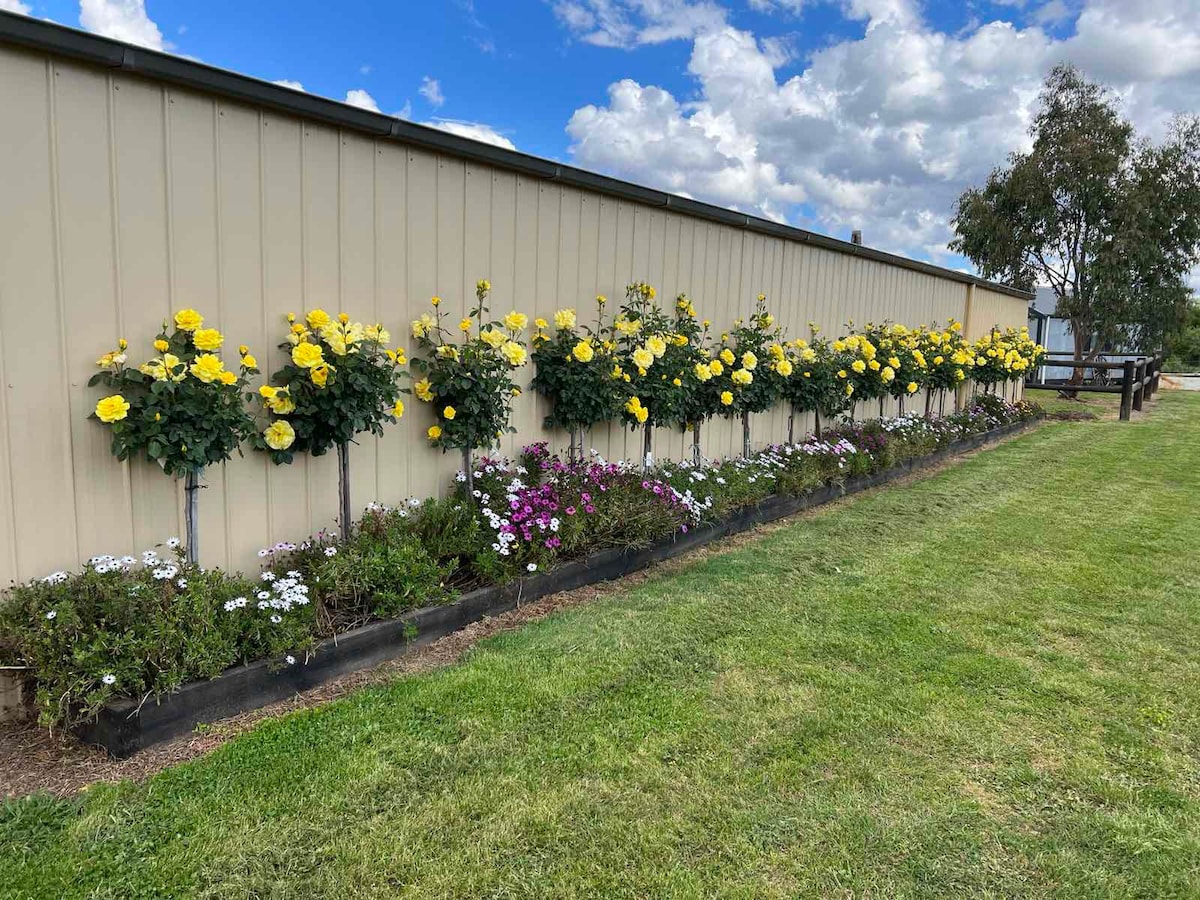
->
89, 310, 258, 559
971, 325, 1045, 390
409, 280, 529, 486
90, 310, 257, 477
254, 308, 406, 538
724, 294, 789, 455
778, 327, 856, 439
530, 294, 623, 458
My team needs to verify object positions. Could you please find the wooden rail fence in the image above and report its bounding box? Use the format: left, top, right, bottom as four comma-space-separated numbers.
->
1025, 355, 1163, 420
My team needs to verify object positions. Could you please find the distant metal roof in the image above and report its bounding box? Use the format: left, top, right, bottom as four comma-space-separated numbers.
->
0, 10, 1033, 302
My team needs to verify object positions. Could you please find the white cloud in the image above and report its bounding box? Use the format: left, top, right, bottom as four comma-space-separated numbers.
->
423, 118, 516, 150
359, 64, 373, 76
272, 79, 306, 92
79, 0, 165, 50
564, 0, 1200, 267
344, 88, 380, 112
419, 76, 445, 108
551, 0, 727, 48
0, 0, 31, 14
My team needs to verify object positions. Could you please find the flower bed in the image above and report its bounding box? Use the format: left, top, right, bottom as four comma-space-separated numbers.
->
0, 397, 1040, 754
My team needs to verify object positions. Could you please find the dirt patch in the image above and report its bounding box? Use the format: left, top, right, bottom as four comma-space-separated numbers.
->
0, 424, 1043, 800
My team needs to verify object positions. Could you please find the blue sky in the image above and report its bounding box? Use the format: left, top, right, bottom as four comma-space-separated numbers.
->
9, 1, 1200, 278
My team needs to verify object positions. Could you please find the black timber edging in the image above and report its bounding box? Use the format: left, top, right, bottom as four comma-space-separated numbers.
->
73, 419, 1034, 757
0, 11, 1032, 302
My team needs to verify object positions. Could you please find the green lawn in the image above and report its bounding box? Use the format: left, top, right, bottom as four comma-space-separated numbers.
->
4, 394, 1200, 899
1023, 385, 1125, 418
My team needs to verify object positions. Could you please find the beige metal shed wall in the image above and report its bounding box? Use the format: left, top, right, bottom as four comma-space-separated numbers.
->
0, 46, 1027, 583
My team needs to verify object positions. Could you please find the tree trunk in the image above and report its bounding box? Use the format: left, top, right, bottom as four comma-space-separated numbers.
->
924, 389, 932, 419
642, 423, 654, 470
787, 411, 795, 445
461, 446, 474, 498
692, 422, 702, 466
741, 410, 751, 458
184, 469, 201, 565
814, 408, 822, 440
337, 441, 352, 543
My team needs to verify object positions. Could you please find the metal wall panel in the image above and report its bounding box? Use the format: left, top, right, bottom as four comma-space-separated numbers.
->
0, 46, 1029, 582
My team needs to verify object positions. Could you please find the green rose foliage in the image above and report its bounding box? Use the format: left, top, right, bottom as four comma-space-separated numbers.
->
613, 282, 692, 430
530, 299, 623, 432
867, 323, 929, 401
411, 281, 528, 452
88, 319, 258, 477
671, 294, 725, 430
780, 330, 855, 420
921, 320, 974, 392
724, 294, 787, 416
252, 313, 406, 465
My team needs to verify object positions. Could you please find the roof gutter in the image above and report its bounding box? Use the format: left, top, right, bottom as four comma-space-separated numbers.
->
0, 11, 1033, 301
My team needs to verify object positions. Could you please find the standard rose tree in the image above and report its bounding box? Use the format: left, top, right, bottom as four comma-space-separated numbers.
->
89, 309, 259, 561
529, 295, 623, 461
409, 280, 529, 495
252, 309, 407, 541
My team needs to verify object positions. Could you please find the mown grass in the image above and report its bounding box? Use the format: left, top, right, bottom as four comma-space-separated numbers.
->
1023, 385, 1126, 418
3, 394, 1199, 899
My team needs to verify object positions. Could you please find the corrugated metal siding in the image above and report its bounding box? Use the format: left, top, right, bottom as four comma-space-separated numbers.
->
0, 46, 1029, 582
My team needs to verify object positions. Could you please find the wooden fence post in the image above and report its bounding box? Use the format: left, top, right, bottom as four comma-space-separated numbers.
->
1119, 359, 1135, 421
1132, 358, 1145, 413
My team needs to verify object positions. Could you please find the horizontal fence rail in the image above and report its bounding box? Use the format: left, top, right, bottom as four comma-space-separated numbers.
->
1025, 355, 1163, 420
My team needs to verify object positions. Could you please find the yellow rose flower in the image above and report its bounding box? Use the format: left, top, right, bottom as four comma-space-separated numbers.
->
427, 425, 442, 440
776, 359, 793, 377
263, 420, 295, 451
414, 378, 434, 402
241, 354, 258, 369
306, 309, 332, 330
741, 351, 757, 370
503, 311, 528, 331
95, 394, 130, 423
310, 363, 331, 387
459, 318, 473, 332
645, 335, 667, 358
731, 368, 753, 386
219, 370, 238, 385
693, 362, 712, 382
632, 347, 654, 370
391, 399, 404, 418
173, 308, 203, 332
443, 405, 456, 420
153, 339, 169, 353
708, 359, 724, 377
292, 342, 324, 369
720, 348, 735, 366
720, 390, 734, 406
554, 308, 577, 330
672, 377, 682, 386
192, 328, 224, 351
430, 296, 441, 307
480, 327, 506, 349
906, 381, 918, 394
851, 359, 866, 373
881, 366, 895, 383
189, 354, 225, 383
269, 391, 296, 415
572, 340, 594, 363
501, 341, 527, 367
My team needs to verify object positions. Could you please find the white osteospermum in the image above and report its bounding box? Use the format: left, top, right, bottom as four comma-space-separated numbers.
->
101, 674, 116, 685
